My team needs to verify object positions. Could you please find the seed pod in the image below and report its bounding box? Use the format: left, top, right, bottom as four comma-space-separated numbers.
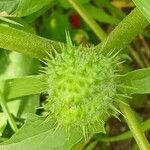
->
43, 34, 124, 136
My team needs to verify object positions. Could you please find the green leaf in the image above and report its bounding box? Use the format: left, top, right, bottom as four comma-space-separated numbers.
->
58, 0, 90, 9
120, 67, 150, 94
0, 114, 83, 150
0, 113, 7, 136
0, 51, 40, 116
1, 75, 47, 100
0, 17, 35, 33
24, 2, 55, 23
133, 0, 150, 23
97, 0, 126, 19
84, 4, 120, 25
41, 12, 70, 42
0, 51, 40, 131
0, 17, 23, 26
7, 95, 39, 118
0, 0, 54, 17
84, 141, 97, 150
0, 52, 39, 81
0, 49, 7, 75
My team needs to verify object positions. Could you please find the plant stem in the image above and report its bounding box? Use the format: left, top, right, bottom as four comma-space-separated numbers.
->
0, 8, 148, 60
99, 118, 150, 142
0, 25, 62, 59
0, 91, 18, 132
128, 45, 145, 68
96, 8, 149, 55
68, 0, 107, 41
119, 102, 150, 150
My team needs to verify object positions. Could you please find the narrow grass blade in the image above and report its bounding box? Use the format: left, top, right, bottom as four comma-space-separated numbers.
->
2, 75, 48, 100
119, 67, 150, 94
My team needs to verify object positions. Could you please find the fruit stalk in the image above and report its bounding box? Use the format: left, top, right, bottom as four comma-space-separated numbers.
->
119, 102, 150, 150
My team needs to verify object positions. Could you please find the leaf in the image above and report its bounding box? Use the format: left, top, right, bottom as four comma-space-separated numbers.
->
1, 75, 47, 100
133, 0, 150, 23
0, 49, 7, 75
0, 50, 42, 133
8, 95, 39, 118
58, 0, 90, 9
119, 67, 150, 94
84, 4, 120, 25
97, 0, 126, 19
0, 17, 23, 26
0, 113, 7, 136
84, 141, 97, 150
0, 52, 39, 81
0, 51, 40, 119
0, 0, 54, 17
41, 12, 70, 42
0, 17, 35, 33
0, 114, 83, 150
24, 3, 55, 23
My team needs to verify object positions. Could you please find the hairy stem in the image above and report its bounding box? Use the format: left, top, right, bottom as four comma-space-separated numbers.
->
0, 25, 62, 59
119, 102, 150, 150
0, 8, 148, 60
96, 8, 149, 55
68, 0, 107, 41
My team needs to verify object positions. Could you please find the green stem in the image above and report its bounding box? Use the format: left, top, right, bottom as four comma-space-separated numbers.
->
128, 45, 145, 68
0, 91, 18, 132
119, 102, 150, 150
99, 118, 150, 142
96, 8, 149, 55
68, 0, 107, 41
0, 25, 62, 59
0, 8, 148, 60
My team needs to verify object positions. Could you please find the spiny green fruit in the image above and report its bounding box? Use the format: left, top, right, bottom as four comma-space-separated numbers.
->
43, 34, 123, 136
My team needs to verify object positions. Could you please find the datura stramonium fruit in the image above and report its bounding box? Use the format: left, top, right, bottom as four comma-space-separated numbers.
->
43, 34, 126, 136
